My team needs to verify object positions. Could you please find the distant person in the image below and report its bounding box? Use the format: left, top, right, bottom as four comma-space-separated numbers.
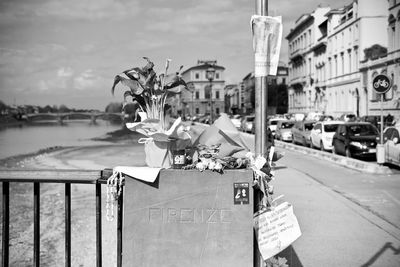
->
385, 113, 394, 126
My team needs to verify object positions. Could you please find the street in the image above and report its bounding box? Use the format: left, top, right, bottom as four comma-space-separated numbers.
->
273, 148, 400, 267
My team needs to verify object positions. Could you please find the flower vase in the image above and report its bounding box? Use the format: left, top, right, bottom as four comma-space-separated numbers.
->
143, 139, 172, 168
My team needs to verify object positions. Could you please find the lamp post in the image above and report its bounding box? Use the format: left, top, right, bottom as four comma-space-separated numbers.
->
206, 67, 216, 124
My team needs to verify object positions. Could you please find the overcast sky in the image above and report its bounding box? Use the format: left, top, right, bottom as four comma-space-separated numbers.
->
0, 0, 351, 110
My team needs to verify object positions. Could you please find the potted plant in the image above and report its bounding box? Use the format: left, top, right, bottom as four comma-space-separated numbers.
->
111, 57, 191, 168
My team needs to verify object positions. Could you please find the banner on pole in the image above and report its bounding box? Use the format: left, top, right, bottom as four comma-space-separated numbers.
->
251, 15, 283, 77
253, 201, 301, 260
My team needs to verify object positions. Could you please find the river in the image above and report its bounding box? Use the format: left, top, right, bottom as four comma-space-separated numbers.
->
0, 120, 122, 159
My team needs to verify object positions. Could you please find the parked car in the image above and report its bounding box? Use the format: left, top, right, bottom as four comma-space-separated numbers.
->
230, 114, 242, 129
339, 113, 357, 122
268, 118, 286, 136
241, 115, 255, 133
291, 120, 316, 146
332, 122, 379, 158
382, 125, 400, 167
275, 120, 295, 142
310, 121, 344, 151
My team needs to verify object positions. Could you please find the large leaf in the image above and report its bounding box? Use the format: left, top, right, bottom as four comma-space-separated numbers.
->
142, 57, 154, 74
111, 75, 144, 95
123, 68, 147, 85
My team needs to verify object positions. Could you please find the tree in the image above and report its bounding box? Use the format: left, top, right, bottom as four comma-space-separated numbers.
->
364, 44, 387, 61
58, 104, 70, 113
105, 102, 122, 113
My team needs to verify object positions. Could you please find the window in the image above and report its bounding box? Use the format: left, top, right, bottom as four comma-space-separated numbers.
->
195, 108, 199, 114
216, 73, 220, 79
216, 91, 220, 99
195, 91, 199, 99
348, 50, 352, 73
341, 53, 344, 75
282, 78, 286, 84
195, 72, 200, 79
216, 108, 220, 114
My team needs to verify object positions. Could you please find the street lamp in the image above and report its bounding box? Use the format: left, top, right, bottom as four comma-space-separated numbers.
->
206, 67, 215, 124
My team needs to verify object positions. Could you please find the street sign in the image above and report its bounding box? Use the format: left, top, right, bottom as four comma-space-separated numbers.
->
372, 74, 392, 94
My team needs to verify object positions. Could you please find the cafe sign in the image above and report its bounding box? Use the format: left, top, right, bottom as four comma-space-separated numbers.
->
372, 74, 392, 94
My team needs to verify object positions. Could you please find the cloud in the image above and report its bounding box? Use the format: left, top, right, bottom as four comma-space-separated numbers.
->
0, 0, 141, 21
57, 67, 74, 78
73, 69, 107, 91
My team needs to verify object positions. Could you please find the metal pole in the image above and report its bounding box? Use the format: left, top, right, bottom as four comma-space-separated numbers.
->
254, 2, 268, 267
255, 0, 268, 157
380, 94, 384, 144
209, 80, 214, 124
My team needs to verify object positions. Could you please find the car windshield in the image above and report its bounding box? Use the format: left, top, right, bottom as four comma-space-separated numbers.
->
304, 123, 315, 131
324, 124, 340, 132
281, 122, 294, 129
348, 124, 378, 136
247, 117, 255, 122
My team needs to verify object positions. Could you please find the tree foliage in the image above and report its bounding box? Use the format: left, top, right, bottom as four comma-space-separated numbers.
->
363, 44, 387, 61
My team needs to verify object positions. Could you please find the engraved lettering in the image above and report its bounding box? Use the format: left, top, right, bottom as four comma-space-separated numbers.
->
206, 209, 218, 223
149, 208, 162, 223
167, 208, 178, 223
180, 208, 194, 223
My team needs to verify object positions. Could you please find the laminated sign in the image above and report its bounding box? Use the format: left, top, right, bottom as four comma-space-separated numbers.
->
251, 15, 283, 77
253, 201, 301, 260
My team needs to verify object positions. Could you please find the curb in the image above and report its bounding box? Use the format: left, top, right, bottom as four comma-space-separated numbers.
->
275, 140, 393, 175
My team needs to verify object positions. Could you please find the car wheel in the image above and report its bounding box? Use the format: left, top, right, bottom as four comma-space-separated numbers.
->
345, 147, 352, 158
320, 141, 325, 151
332, 145, 337, 155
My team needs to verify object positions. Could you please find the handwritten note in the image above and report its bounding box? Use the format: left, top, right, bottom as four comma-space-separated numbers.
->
254, 202, 301, 260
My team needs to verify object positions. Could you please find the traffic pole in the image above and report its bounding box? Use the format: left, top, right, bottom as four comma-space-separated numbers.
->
254, 1, 268, 266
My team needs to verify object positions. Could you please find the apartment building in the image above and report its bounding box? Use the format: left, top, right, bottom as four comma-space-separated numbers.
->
180, 60, 225, 119
286, 6, 331, 114
325, 0, 388, 117
287, 0, 390, 118
240, 63, 289, 115
359, 0, 400, 119
224, 84, 241, 114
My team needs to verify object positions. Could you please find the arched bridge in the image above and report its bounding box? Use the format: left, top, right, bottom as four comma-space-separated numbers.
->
26, 112, 124, 123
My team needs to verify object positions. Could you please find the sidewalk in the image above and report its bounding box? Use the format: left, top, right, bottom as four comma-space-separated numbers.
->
275, 140, 393, 175
273, 162, 400, 267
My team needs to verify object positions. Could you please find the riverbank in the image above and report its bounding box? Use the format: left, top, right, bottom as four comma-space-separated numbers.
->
0, 128, 148, 266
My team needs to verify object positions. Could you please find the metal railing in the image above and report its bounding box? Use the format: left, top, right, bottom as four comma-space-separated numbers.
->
0, 169, 122, 267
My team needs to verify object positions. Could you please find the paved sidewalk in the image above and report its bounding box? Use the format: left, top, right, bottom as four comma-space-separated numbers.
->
275, 140, 393, 174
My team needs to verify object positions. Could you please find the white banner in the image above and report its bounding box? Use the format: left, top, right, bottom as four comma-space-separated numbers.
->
251, 15, 283, 77
254, 201, 301, 260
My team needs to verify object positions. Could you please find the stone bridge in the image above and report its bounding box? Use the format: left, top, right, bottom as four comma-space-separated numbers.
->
26, 112, 123, 124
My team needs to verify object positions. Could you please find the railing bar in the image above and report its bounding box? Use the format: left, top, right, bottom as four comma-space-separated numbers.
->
33, 182, 40, 267
2, 182, 10, 267
117, 186, 123, 267
96, 183, 102, 267
65, 183, 71, 267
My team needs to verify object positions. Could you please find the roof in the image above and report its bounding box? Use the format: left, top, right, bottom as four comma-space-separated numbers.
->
182, 62, 225, 75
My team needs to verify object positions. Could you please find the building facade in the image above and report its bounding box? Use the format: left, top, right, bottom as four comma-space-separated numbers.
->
287, 7, 331, 114
241, 63, 289, 115
180, 60, 225, 120
287, 0, 392, 118
224, 84, 241, 114
359, 0, 400, 120
325, 0, 388, 117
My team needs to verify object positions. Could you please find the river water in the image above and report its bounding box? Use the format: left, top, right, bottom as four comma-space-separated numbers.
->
0, 120, 122, 159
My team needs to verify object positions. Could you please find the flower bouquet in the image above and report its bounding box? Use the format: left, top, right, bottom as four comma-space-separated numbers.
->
111, 57, 191, 168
